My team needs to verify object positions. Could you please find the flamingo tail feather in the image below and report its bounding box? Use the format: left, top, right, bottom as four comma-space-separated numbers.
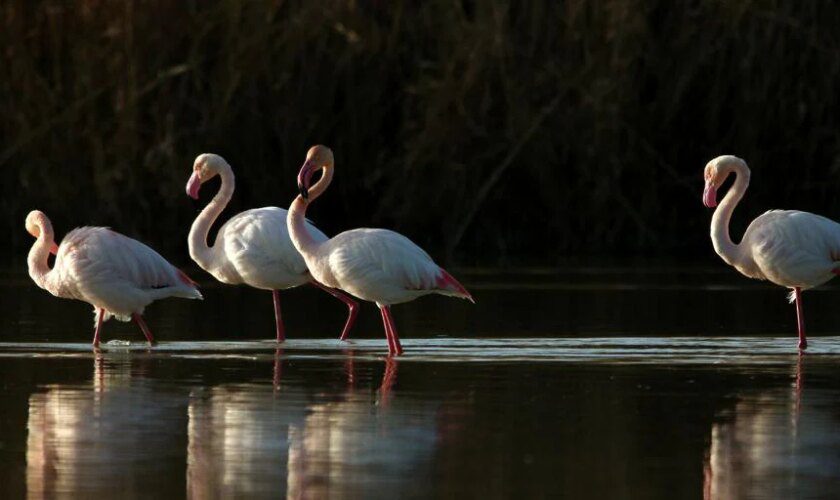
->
435, 269, 474, 303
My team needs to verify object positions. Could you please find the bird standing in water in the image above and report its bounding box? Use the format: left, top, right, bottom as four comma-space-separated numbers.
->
703, 155, 840, 350
287, 145, 473, 356
186, 153, 358, 341
25, 210, 202, 346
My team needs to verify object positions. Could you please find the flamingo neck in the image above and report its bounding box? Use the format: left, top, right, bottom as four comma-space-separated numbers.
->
188, 166, 234, 269
711, 162, 750, 266
287, 166, 333, 259
27, 223, 54, 290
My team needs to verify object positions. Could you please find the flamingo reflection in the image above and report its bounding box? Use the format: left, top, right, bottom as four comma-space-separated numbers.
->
186, 353, 436, 498
26, 353, 186, 498
703, 357, 840, 499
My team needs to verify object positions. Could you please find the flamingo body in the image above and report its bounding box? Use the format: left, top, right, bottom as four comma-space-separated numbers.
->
736, 210, 840, 289
55, 227, 202, 319
187, 154, 358, 341
200, 206, 327, 290
703, 155, 840, 350
310, 228, 471, 305
26, 211, 201, 345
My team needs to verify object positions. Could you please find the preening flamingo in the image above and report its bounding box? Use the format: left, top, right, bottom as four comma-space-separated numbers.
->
703, 155, 840, 350
25, 210, 202, 346
287, 145, 474, 356
186, 153, 358, 341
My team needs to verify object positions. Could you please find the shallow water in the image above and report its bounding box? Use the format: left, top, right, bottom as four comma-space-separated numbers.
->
2, 267, 840, 498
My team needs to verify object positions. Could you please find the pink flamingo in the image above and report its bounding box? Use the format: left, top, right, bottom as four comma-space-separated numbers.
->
287, 145, 474, 356
703, 155, 840, 350
186, 153, 358, 341
25, 210, 202, 346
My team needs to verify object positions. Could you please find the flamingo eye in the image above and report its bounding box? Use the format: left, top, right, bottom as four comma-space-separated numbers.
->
195, 163, 208, 179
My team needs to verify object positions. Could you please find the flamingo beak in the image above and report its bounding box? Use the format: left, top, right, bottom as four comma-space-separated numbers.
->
50, 242, 59, 255
186, 171, 202, 200
703, 180, 718, 208
297, 160, 315, 200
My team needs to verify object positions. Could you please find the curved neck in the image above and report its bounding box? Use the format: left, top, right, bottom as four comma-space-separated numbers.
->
711, 163, 750, 266
288, 166, 333, 259
28, 224, 55, 290
188, 167, 234, 268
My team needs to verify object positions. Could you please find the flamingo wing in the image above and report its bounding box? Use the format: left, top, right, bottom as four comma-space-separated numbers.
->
746, 210, 840, 288
326, 229, 470, 303
216, 207, 328, 288
55, 227, 200, 304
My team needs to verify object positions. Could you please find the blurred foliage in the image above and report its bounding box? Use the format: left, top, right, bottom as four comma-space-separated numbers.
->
2, 0, 840, 265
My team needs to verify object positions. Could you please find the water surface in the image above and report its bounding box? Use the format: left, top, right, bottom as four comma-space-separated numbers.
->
2, 267, 840, 498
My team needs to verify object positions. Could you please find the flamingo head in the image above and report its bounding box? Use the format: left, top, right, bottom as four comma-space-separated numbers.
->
298, 145, 334, 200
703, 155, 746, 208
187, 153, 230, 200
25, 210, 59, 254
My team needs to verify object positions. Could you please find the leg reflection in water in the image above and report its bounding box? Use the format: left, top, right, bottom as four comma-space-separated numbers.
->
703, 355, 840, 500
188, 351, 431, 498
378, 356, 399, 409
27, 352, 186, 498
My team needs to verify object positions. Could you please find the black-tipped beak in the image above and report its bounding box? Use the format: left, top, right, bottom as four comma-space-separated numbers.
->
298, 180, 309, 200
297, 160, 314, 200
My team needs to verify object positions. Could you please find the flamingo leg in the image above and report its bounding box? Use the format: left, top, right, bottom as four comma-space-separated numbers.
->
310, 281, 358, 341
92, 308, 105, 347
381, 305, 404, 356
272, 290, 286, 342
793, 287, 807, 351
132, 313, 156, 345
378, 306, 397, 355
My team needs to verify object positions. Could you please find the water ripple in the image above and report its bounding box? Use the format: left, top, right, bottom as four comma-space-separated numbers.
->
0, 336, 836, 364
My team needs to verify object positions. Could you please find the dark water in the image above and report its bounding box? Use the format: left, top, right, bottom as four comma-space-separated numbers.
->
2, 267, 840, 498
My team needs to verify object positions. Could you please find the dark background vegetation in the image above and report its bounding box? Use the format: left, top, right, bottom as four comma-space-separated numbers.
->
3, 0, 840, 266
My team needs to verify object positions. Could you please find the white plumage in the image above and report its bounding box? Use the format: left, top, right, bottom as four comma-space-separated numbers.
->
26, 210, 201, 345
703, 155, 840, 350
315, 228, 468, 305
737, 210, 840, 290
186, 154, 358, 341
197, 206, 325, 289
287, 146, 473, 356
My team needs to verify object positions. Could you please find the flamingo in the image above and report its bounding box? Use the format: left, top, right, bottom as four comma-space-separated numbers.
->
287, 145, 474, 356
186, 153, 358, 342
703, 155, 840, 350
25, 210, 202, 346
